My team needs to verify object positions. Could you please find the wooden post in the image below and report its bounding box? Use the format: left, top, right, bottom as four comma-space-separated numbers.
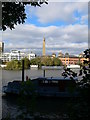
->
22, 60, 24, 82
43, 70, 45, 77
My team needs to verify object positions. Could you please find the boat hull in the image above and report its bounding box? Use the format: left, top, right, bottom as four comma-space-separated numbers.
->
3, 77, 79, 97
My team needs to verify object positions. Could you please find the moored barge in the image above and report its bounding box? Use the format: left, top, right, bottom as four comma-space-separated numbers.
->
3, 77, 78, 97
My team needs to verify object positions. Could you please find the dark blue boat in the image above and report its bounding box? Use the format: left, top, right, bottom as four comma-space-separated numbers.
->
3, 77, 78, 97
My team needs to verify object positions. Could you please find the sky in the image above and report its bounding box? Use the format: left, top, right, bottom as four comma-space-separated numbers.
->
1, 1, 89, 56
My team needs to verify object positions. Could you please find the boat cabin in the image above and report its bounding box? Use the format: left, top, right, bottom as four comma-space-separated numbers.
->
32, 77, 77, 97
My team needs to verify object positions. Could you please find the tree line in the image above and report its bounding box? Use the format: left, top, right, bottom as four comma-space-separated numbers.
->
5, 57, 63, 70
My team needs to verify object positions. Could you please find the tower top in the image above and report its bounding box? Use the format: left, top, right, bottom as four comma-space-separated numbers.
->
43, 37, 45, 41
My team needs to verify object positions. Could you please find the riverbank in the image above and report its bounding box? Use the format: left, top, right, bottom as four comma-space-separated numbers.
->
2, 113, 69, 120
2, 95, 74, 120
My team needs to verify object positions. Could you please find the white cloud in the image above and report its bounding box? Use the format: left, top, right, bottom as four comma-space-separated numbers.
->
29, 2, 88, 24
80, 15, 88, 24
2, 23, 88, 55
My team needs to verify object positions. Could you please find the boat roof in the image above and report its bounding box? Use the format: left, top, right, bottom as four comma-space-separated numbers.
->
34, 77, 78, 81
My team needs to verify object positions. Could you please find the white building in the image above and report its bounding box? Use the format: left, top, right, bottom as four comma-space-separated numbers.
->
28, 53, 36, 60
1, 50, 36, 62
9, 50, 21, 61
1, 52, 10, 62
1, 50, 26, 62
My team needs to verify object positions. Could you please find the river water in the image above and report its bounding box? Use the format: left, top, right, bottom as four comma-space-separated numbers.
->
0, 68, 80, 119
2, 69, 65, 86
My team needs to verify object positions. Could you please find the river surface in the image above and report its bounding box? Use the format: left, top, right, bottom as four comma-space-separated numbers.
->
2, 69, 65, 86
0, 69, 80, 119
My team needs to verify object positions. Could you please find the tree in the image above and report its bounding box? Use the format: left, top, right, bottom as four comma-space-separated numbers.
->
30, 57, 63, 67
6, 60, 21, 70
2, 0, 48, 31
53, 57, 63, 66
77, 57, 82, 66
67, 48, 90, 120
78, 49, 90, 100
6, 58, 30, 70
41, 57, 53, 66
30, 57, 42, 68
21, 57, 30, 69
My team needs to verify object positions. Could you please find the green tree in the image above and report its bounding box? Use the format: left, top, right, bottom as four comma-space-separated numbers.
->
30, 58, 37, 65
76, 58, 83, 68
2, 0, 48, 31
30, 57, 42, 67
6, 60, 21, 70
53, 57, 62, 66
21, 57, 30, 69
78, 49, 90, 100
35, 57, 42, 67
30, 57, 63, 67
6, 58, 30, 70
41, 57, 53, 66
67, 48, 90, 120
46, 57, 53, 66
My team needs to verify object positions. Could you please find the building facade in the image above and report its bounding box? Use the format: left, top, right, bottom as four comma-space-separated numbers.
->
28, 52, 36, 60
1, 53, 10, 62
57, 52, 85, 65
1, 50, 36, 62
58, 56, 85, 65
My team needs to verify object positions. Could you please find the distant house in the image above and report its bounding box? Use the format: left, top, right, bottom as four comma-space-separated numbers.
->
58, 52, 64, 58
28, 52, 36, 60
52, 53, 56, 58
